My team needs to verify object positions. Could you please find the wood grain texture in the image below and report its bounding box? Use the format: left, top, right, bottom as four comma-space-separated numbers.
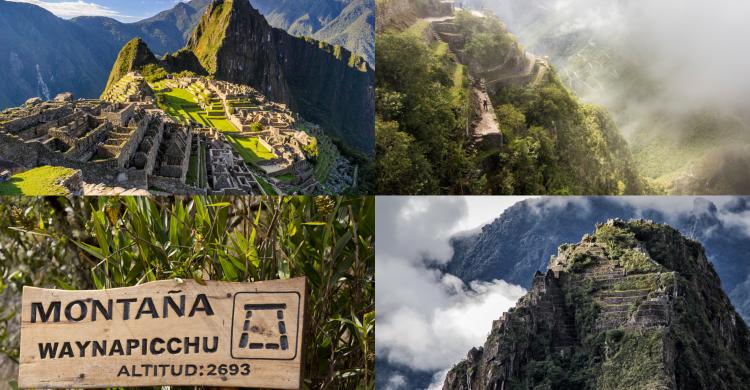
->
18, 277, 307, 389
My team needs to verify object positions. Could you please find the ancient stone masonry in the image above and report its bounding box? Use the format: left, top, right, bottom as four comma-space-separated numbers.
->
443, 219, 750, 390
1, 67, 357, 194
0, 93, 199, 193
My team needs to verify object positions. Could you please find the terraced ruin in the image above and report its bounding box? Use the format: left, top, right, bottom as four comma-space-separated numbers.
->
0, 72, 356, 195
424, 7, 549, 149
443, 219, 750, 389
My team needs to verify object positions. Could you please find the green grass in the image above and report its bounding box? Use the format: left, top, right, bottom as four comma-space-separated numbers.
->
406, 20, 430, 37
277, 174, 296, 183
226, 136, 276, 165
158, 88, 239, 133
451, 63, 465, 102
187, 150, 200, 186
435, 41, 449, 57
0, 166, 77, 195
255, 176, 277, 195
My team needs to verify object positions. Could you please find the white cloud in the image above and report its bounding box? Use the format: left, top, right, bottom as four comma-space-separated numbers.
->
481, 0, 750, 113
376, 197, 527, 379
9, 0, 136, 21
377, 275, 525, 372
427, 369, 450, 390
384, 374, 407, 390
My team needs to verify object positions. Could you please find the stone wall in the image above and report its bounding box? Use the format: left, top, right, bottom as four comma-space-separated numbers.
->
149, 175, 206, 195
0, 133, 40, 168
103, 103, 136, 126
1, 105, 71, 134
58, 122, 112, 160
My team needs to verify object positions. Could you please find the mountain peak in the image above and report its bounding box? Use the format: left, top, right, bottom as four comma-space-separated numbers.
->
187, 0, 268, 75
444, 219, 750, 389
102, 38, 158, 96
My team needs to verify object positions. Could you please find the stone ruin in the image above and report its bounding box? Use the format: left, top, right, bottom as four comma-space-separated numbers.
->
0, 72, 356, 194
0, 93, 206, 193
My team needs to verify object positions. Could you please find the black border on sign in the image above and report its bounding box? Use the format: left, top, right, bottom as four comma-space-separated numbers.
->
230, 291, 301, 360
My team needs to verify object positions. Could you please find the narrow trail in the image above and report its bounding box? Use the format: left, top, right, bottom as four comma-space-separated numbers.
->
418, 11, 506, 147
471, 82, 502, 143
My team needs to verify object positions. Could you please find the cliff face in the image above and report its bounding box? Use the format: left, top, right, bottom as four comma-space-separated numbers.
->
188, 0, 374, 154
443, 220, 750, 390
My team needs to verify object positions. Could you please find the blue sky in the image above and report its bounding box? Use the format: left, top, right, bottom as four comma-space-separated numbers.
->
9, 0, 186, 22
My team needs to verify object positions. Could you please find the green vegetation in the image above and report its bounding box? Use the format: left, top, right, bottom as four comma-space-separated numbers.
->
377, 11, 647, 195
190, 0, 233, 75
454, 11, 516, 70
140, 63, 168, 84
597, 330, 671, 389
376, 31, 477, 194
255, 176, 276, 195
226, 136, 275, 165
102, 38, 156, 97
0, 166, 77, 196
0, 196, 374, 389
157, 87, 238, 133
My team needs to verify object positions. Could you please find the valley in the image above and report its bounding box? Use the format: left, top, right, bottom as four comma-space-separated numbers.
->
470, 0, 750, 195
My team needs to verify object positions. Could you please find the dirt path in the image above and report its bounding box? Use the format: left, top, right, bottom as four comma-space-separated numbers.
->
472, 84, 502, 141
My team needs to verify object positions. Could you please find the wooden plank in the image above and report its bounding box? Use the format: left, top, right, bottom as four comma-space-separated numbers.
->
18, 277, 307, 389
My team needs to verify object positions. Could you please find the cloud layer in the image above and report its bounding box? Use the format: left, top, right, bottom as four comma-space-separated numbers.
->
9, 0, 133, 20
376, 197, 527, 382
481, 0, 750, 114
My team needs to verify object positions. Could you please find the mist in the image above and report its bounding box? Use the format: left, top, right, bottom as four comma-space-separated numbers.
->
474, 0, 750, 118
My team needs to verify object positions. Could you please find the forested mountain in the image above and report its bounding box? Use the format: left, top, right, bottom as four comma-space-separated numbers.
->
0, 0, 374, 110
0, 0, 210, 108
376, 1, 646, 194
252, 0, 375, 65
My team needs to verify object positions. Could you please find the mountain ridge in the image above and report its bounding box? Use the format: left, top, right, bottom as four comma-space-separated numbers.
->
443, 219, 750, 389
0, 0, 374, 112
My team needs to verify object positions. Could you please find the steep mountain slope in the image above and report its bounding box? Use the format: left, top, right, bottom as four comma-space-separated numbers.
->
444, 220, 750, 389
189, 0, 374, 153
0, 0, 208, 108
470, 0, 750, 194
0, 0, 114, 107
252, 0, 375, 65
445, 197, 750, 322
105, 0, 374, 154
376, 4, 646, 194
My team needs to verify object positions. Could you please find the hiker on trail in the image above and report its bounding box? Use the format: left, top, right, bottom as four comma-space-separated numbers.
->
483, 99, 488, 111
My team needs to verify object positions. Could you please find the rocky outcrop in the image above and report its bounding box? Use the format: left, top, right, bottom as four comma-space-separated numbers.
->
443, 219, 750, 390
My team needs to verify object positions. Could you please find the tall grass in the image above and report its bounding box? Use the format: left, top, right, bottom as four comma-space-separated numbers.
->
0, 196, 374, 389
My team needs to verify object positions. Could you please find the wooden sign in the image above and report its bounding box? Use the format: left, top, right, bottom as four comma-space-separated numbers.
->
18, 277, 307, 389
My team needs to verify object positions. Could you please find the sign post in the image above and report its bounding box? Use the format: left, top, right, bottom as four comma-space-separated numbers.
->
18, 277, 307, 389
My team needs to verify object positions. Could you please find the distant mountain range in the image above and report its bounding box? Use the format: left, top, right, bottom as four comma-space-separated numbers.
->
445, 197, 750, 321
0, 0, 373, 109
